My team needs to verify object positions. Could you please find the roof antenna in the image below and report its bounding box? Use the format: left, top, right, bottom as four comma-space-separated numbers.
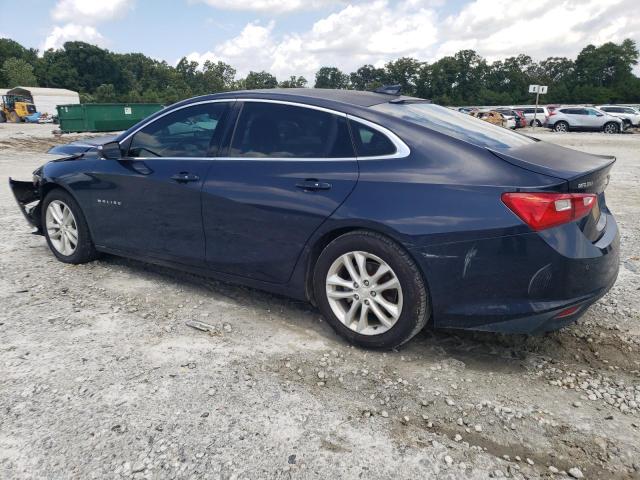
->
373, 84, 402, 95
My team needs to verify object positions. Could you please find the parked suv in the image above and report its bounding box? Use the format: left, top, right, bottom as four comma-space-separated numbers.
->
511, 106, 549, 126
596, 105, 640, 127
546, 107, 625, 133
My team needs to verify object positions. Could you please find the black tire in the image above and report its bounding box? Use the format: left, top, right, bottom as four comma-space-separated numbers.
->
530, 119, 542, 127
603, 122, 619, 134
554, 121, 569, 133
41, 189, 99, 264
0, 110, 6, 123
313, 231, 429, 349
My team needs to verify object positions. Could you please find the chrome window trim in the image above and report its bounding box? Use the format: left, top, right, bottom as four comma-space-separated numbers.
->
346, 115, 410, 160
120, 97, 410, 161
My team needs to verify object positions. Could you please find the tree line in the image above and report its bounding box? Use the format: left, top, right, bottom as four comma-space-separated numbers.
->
1, 37, 639, 106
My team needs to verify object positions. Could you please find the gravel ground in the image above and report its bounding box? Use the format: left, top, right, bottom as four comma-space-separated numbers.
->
1, 123, 639, 480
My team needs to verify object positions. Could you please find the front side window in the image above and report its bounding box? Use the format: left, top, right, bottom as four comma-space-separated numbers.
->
230, 102, 354, 158
128, 103, 229, 158
372, 102, 535, 150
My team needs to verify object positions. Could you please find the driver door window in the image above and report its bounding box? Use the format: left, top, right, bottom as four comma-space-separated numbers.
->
128, 103, 229, 158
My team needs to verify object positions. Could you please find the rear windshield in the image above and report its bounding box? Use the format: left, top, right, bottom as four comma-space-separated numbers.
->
371, 102, 535, 150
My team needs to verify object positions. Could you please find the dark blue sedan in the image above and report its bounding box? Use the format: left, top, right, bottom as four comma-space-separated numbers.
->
10, 89, 619, 348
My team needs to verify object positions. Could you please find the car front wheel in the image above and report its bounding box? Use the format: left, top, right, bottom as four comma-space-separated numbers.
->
603, 122, 619, 134
42, 189, 99, 264
313, 231, 429, 349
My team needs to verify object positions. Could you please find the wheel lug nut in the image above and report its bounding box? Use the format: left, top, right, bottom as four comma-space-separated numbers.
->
364, 280, 369, 286
354, 294, 359, 300
371, 291, 376, 297
353, 283, 359, 289
364, 299, 370, 305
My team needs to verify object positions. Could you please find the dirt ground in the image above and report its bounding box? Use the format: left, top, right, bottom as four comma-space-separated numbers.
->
1, 123, 639, 480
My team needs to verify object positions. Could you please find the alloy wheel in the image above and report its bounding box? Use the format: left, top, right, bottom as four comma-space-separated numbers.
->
604, 123, 618, 134
46, 200, 78, 256
555, 122, 568, 132
325, 251, 403, 335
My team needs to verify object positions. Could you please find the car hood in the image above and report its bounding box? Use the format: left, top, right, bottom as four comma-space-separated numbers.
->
47, 134, 118, 156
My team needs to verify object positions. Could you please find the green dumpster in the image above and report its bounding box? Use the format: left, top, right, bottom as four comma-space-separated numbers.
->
56, 103, 164, 133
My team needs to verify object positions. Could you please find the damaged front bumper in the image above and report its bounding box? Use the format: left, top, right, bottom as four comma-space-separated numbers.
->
9, 178, 42, 234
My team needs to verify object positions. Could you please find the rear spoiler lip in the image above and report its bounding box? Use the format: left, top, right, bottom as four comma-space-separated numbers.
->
487, 147, 616, 193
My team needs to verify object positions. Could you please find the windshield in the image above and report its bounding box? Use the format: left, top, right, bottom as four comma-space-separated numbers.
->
371, 102, 536, 150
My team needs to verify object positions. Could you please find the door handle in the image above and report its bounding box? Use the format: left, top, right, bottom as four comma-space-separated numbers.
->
295, 179, 332, 191
171, 172, 200, 183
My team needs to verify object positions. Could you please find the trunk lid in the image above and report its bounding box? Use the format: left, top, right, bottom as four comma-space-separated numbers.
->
489, 141, 615, 242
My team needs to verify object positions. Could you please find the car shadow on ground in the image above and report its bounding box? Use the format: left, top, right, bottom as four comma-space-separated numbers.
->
96, 253, 567, 375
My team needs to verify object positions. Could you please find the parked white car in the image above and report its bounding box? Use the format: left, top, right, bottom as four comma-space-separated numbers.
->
511, 105, 549, 126
596, 105, 640, 127
545, 106, 625, 133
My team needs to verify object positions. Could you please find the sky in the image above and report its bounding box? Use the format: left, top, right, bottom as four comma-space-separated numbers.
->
1, 0, 639, 80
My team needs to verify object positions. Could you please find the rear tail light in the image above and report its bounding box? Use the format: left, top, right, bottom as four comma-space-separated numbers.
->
501, 192, 596, 231
548, 111, 556, 116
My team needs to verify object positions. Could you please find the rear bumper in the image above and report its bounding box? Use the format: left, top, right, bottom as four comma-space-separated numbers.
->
410, 213, 620, 334
9, 178, 42, 233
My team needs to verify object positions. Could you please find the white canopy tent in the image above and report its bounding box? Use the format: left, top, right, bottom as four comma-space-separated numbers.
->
6, 86, 80, 116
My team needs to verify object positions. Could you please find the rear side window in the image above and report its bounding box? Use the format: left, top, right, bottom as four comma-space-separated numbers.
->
230, 102, 354, 158
372, 102, 535, 150
349, 121, 396, 157
128, 103, 229, 157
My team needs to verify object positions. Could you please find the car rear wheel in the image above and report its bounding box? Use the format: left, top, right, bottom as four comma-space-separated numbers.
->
313, 231, 429, 349
603, 122, 619, 134
530, 119, 542, 127
554, 121, 569, 133
0, 111, 6, 123
42, 189, 99, 264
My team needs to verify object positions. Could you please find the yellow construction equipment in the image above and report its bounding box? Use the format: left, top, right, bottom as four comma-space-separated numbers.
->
1, 94, 36, 122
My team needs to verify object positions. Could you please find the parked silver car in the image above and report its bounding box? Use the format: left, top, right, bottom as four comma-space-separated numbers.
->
545, 107, 625, 133
596, 105, 640, 127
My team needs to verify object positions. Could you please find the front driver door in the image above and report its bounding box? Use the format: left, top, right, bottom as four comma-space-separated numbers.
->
90, 101, 231, 266
201, 101, 359, 283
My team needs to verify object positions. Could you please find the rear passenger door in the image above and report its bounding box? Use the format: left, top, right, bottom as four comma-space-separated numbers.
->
201, 101, 358, 283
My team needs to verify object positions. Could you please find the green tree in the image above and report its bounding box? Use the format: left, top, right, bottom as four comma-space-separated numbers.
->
314, 67, 349, 89
0, 38, 37, 85
349, 64, 386, 91
243, 70, 278, 89
201, 60, 236, 93
94, 83, 117, 102
35, 49, 80, 90
279, 76, 307, 88
384, 57, 422, 96
1, 58, 37, 86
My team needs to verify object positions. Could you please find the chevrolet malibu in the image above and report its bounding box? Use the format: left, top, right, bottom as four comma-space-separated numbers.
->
10, 89, 619, 349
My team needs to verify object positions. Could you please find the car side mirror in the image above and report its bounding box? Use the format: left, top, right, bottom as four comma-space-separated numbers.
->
99, 141, 123, 160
